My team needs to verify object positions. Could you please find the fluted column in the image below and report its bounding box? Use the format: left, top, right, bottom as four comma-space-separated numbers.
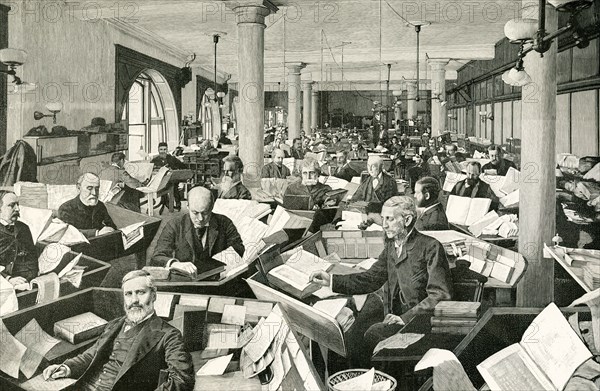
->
230, 0, 278, 188
429, 59, 449, 137
302, 81, 313, 134
286, 62, 305, 140
406, 81, 418, 120
311, 88, 318, 131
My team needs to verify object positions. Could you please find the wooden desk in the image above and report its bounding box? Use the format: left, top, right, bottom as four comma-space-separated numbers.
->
545, 245, 593, 293
450, 223, 518, 250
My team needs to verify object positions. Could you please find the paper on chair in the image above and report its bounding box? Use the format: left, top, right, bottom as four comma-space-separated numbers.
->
221, 304, 246, 326
0, 274, 18, 316
0, 320, 27, 378
373, 333, 424, 356
197, 353, 234, 376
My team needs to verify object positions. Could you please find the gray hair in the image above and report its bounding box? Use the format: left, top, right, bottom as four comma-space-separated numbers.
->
383, 196, 417, 222
77, 172, 100, 186
301, 158, 321, 174
367, 155, 383, 167
122, 270, 157, 292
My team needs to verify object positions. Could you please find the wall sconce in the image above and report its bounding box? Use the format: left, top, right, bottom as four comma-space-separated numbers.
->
34, 102, 63, 124
0, 48, 27, 85
479, 111, 493, 122
447, 113, 457, 120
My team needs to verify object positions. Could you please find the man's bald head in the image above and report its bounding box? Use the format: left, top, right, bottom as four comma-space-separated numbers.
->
188, 187, 214, 228
272, 149, 285, 166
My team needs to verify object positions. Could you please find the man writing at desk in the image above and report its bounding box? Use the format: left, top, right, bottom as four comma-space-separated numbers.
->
58, 173, 117, 238
0, 191, 38, 288
310, 196, 452, 365
43, 270, 194, 391
150, 186, 244, 278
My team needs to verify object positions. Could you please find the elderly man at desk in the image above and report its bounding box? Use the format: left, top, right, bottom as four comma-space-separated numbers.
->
283, 158, 332, 210
331, 150, 359, 181
0, 191, 38, 288
151, 142, 187, 211
217, 155, 251, 200
99, 152, 146, 212
58, 173, 117, 238
310, 196, 452, 365
450, 161, 498, 209
414, 177, 449, 231
351, 155, 398, 204
150, 186, 244, 277
482, 145, 516, 176
43, 270, 195, 391
261, 149, 291, 179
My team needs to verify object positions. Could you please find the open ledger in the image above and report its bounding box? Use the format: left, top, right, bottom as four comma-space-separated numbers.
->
477, 303, 592, 391
267, 249, 333, 299
446, 195, 491, 226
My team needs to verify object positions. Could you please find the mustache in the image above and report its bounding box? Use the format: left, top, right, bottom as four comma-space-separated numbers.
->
127, 304, 144, 310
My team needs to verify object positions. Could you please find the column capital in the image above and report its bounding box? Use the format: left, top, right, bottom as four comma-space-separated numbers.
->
302, 81, 314, 90
228, 0, 278, 25
286, 62, 306, 75
428, 59, 449, 71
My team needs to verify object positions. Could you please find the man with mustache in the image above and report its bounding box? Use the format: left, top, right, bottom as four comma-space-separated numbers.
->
261, 149, 291, 179
481, 145, 516, 176
414, 177, 449, 231
450, 161, 499, 210
217, 155, 251, 200
332, 150, 359, 182
58, 173, 117, 238
282, 158, 332, 210
43, 270, 194, 391
310, 196, 452, 366
150, 186, 244, 279
351, 155, 398, 205
0, 191, 38, 288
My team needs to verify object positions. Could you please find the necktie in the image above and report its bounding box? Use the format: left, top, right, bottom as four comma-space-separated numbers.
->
123, 320, 137, 333
196, 227, 207, 251
5, 225, 14, 233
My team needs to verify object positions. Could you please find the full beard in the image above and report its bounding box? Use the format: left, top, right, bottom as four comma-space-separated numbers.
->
125, 304, 152, 323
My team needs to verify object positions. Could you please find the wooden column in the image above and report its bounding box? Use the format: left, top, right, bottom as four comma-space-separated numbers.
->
231, 0, 277, 188
516, 2, 557, 307
429, 59, 449, 137
406, 81, 418, 120
286, 62, 305, 140
303, 81, 313, 134
310, 87, 318, 131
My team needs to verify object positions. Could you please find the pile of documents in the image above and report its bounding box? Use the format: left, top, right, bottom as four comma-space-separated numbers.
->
546, 246, 600, 290
458, 241, 518, 283
431, 301, 481, 335
213, 199, 272, 221
468, 211, 519, 238
13, 182, 48, 209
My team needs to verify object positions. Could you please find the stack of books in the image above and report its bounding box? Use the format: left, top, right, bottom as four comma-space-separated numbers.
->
583, 263, 600, 290
431, 301, 481, 335
322, 230, 385, 259
15, 182, 48, 209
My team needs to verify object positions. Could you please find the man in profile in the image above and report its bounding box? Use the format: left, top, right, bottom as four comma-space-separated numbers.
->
0, 191, 38, 288
414, 177, 448, 231
58, 173, 117, 238
151, 186, 244, 278
218, 155, 251, 200
43, 270, 195, 391
261, 149, 291, 179
482, 145, 516, 176
99, 152, 145, 212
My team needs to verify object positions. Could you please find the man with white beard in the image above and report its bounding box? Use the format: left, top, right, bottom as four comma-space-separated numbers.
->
310, 196, 452, 366
217, 155, 251, 200
43, 270, 194, 391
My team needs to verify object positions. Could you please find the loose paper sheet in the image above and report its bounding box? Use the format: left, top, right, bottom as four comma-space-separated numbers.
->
20, 373, 76, 391
373, 333, 424, 356
415, 348, 477, 391
335, 368, 375, 391
38, 243, 71, 275
206, 324, 240, 349
312, 299, 348, 318
221, 304, 246, 326
0, 320, 27, 378
154, 293, 175, 318
0, 273, 18, 316
18, 206, 53, 244
15, 319, 62, 379
197, 353, 234, 376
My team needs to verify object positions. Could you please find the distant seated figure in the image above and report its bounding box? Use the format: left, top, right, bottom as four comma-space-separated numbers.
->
218, 155, 251, 200
450, 161, 499, 210
330, 135, 342, 151
0, 191, 38, 289
351, 155, 398, 204
150, 142, 187, 170
421, 138, 439, 163
151, 187, 244, 276
290, 138, 305, 160
43, 270, 195, 391
58, 173, 117, 238
348, 142, 368, 160
414, 177, 448, 231
440, 143, 466, 165
283, 158, 332, 210
407, 155, 431, 191
218, 131, 232, 145
262, 149, 291, 179
482, 145, 516, 176
99, 152, 145, 212
332, 150, 359, 182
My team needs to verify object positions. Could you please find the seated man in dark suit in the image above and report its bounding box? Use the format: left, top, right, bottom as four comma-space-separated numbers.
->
351, 156, 398, 204
261, 149, 291, 179
440, 143, 466, 164
217, 155, 251, 200
414, 177, 448, 231
43, 270, 194, 391
58, 173, 118, 238
283, 158, 332, 210
290, 138, 305, 160
407, 155, 431, 192
150, 142, 187, 211
450, 161, 499, 210
0, 191, 38, 289
310, 196, 452, 366
348, 142, 368, 160
332, 150, 359, 182
150, 186, 244, 277
99, 152, 146, 213
482, 145, 516, 176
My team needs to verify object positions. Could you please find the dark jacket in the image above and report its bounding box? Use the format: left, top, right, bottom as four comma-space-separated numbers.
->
332, 164, 359, 182
290, 148, 304, 160
450, 179, 499, 210
332, 230, 452, 324
348, 148, 368, 160
351, 172, 398, 204
261, 162, 291, 179
0, 140, 37, 186
150, 213, 244, 267
99, 165, 144, 212
218, 181, 252, 200
482, 159, 516, 176
150, 154, 187, 170
63, 314, 194, 391
0, 221, 38, 281
283, 181, 332, 210
57, 197, 117, 238
415, 203, 449, 231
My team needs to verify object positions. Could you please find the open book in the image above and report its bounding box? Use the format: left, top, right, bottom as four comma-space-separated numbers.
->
267, 249, 333, 299
446, 195, 491, 226
136, 166, 170, 193
477, 303, 592, 391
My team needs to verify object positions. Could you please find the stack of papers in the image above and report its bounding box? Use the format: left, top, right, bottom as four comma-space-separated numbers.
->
14, 182, 48, 209
213, 199, 271, 221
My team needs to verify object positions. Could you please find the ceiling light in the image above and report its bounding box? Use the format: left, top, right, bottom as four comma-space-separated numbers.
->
548, 0, 593, 12
504, 19, 538, 42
